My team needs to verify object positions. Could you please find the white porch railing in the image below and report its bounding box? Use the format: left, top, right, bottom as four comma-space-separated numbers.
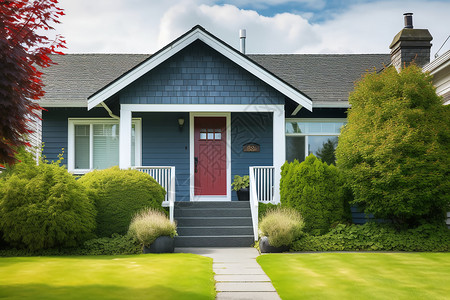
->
132, 166, 176, 222
249, 166, 275, 241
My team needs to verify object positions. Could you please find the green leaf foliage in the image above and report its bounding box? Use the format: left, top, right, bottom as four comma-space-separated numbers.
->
280, 155, 351, 235
231, 175, 249, 191
336, 65, 450, 226
291, 222, 450, 252
0, 149, 96, 251
79, 167, 166, 237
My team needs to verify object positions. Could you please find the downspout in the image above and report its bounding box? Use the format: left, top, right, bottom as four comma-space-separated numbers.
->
101, 102, 120, 120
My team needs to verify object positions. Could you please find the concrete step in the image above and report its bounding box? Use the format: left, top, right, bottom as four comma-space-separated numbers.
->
177, 226, 253, 236
175, 201, 250, 209
174, 235, 254, 247
176, 217, 252, 227
174, 208, 251, 218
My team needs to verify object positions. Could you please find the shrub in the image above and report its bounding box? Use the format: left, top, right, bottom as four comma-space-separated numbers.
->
79, 167, 165, 237
128, 208, 177, 247
258, 202, 279, 220
80, 234, 141, 255
291, 222, 450, 252
0, 234, 141, 257
259, 207, 304, 247
280, 155, 351, 235
336, 65, 450, 226
0, 149, 96, 251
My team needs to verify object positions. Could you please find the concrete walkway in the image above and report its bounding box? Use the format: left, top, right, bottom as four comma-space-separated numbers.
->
175, 247, 281, 300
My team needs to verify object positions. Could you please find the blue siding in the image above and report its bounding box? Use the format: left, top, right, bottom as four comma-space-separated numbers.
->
120, 40, 285, 106
231, 112, 273, 200
42, 108, 110, 163
137, 113, 190, 202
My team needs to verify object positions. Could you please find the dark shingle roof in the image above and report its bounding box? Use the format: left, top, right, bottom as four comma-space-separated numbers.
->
248, 54, 390, 106
40, 53, 390, 107
41, 54, 150, 107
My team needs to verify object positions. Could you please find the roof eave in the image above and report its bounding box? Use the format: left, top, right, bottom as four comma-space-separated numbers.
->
87, 26, 312, 111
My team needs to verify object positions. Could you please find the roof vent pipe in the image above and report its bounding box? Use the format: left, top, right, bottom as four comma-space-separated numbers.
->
239, 29, 246, 54
404, 12, 413, 29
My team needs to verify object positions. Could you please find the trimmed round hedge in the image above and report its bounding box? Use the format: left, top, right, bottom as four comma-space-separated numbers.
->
79, 167, 166, 237
0, 150, 96, 251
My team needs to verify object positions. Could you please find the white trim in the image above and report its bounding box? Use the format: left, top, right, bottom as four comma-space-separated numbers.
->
291, 105, 303, 116
67, 118, 141, 174
423, 50, 450, 73
121, 104, 284, 113
272, 109, 285, 204
87, 27, 312, 111
119, 110, 132, 169
190, 112, 231, 202
312, 102, 350, 108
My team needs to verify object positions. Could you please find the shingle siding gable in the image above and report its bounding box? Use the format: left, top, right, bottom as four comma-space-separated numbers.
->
119, 41, 285, 106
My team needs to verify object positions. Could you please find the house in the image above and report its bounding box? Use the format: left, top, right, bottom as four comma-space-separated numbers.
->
39, 14, 444, 245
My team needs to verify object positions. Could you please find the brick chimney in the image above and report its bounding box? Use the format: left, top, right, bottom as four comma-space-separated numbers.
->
389, 13, 433, 71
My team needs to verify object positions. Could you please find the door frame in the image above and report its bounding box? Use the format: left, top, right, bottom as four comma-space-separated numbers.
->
189, 112, 231, 201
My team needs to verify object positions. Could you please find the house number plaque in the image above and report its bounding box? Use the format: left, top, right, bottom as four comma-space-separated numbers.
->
243, 143, 260, 152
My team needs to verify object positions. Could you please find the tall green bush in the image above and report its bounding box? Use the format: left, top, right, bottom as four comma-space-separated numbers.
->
79, 167, 165, 237
336, 65, 450, 226
280, 155, 350, 235
0, 149, 96, 250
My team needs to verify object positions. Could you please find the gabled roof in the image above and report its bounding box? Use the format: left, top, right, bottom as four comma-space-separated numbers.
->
40, 54, 150, 107
86, 25, 313, 111
250, 54, 389, 107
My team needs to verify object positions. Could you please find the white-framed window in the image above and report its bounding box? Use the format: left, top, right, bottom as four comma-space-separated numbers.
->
285, 118, 347, 164
68, 118, 142, 173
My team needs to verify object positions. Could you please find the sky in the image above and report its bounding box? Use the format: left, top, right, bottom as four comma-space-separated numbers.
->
55, 0, 450, 58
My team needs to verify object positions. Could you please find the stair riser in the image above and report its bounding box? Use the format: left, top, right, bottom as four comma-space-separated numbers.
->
175, 209, 251, 218
178, 227, 253, 236
175, 236, 254, 247
176, 218, 252, 227
175, 201, 250, 209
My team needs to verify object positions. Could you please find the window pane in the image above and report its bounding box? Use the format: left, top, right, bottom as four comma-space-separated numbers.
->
207, 128, 214, 140
215, 128, 221, 140
93, 124, 119, 169
286, 121, 346, 134
200, 128, 207, 140
75, 125, 90, 169
309, 136, 338, 165
286, 136, 305, 163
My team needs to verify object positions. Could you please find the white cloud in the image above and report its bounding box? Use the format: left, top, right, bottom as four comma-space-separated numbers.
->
158, 2, 319, 53
56, 0, 450, 58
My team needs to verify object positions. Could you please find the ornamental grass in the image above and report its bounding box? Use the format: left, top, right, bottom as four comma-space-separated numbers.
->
259, 207, 304, 247
128, 208, 177, 247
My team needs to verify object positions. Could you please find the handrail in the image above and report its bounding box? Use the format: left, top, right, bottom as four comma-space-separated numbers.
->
249, 166, 259, 241
132, 166, 176, 222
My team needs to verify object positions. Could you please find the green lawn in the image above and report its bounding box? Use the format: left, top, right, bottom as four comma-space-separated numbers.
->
0, 254, 215, 300
257, 253, 450, 300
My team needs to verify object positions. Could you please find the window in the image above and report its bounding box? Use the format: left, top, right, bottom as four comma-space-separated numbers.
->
69, 119, 141, 173
285, 119, 346, 164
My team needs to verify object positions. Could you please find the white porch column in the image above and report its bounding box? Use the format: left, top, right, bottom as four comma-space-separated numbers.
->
273, 107, 285, 204
119, 108, 132, 169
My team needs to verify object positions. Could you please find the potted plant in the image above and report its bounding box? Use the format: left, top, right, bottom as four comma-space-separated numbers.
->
259, 207, 304, 253
128, 208, 177, 253
231, 175, 250, 201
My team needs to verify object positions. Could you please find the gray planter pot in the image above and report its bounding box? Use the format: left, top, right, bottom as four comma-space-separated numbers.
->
236, 188, 249, 201
259, 236, 289, 253
143, 236, 174, 254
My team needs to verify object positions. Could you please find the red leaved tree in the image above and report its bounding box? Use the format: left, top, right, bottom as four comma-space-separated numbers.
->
0, 0, 65, 167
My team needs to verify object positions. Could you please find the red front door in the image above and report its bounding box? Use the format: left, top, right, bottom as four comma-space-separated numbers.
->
194, 117, 227, 196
